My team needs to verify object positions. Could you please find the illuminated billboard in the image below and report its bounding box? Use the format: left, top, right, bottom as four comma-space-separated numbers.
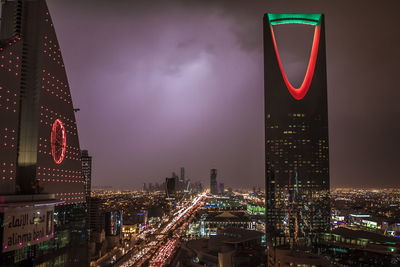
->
2, 204, 54, 252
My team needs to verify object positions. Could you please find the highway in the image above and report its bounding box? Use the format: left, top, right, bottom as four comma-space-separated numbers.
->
118, 192, 206, 267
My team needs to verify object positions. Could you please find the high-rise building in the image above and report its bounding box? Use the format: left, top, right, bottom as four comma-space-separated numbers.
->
165, 177, 176, 199
0, 0, 87, 265
264, 13, 330, 247
219, 183, 225, 195
81, 150, 92, 198
105, 211, 122, 237
210, 169, 218, 195
180, 167, 185, 182
88, 197, 105, 240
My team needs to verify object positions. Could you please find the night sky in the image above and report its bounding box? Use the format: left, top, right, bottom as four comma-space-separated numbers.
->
46, 0, 400, 189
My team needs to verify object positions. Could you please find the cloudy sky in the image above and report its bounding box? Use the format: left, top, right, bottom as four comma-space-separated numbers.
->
47, 0, 400, 189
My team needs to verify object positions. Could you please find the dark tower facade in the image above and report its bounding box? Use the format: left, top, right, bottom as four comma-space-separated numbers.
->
219, 183, 224, 195
165, 177, 176, 199
0, 0, 87, 265
210, 169, 218, 195
81, 150, 92, 198
264, 14, 330, 247
180, 167, 185, 182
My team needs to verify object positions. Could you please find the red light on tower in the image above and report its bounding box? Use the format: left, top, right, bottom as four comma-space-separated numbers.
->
50, 119, 66, 164
270, 25, 320, 100
267, 14, 322, 100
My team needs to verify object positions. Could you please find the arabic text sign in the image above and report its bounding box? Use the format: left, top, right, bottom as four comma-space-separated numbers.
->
2, 205, 54, 252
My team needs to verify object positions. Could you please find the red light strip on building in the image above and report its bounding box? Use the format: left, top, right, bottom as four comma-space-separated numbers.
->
270, 25, 321, 100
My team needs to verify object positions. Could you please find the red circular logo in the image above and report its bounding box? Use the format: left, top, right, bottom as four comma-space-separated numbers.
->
50, 119, 67, 164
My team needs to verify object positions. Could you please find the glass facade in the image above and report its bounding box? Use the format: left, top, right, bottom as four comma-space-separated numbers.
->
81, 150, 92, 199
264, 13, 330, 247
1, 204, 87, 266
0, 0, 88, 265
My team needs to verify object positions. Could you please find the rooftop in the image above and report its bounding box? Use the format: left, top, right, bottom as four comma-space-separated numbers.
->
332, 227, 400, 245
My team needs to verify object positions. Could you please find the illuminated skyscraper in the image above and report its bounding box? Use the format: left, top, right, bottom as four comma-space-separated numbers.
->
81, 150, 92, 198
0, 0, 87, 265
264, 13, 330, 247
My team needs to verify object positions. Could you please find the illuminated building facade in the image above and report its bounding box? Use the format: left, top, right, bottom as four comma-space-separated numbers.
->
264, 14, 330, 247
105, 211, 122, 237
81, 150, 92, 198
247, 204, 266, 216
0, 0, 87, 265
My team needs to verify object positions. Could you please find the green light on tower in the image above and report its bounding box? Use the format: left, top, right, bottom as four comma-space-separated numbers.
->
267, 13, 322, 26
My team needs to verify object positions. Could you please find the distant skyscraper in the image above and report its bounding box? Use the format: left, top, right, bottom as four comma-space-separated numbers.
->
166, 177, 176, 199
81, 150, 92, 198
219, 183, 225, 195
210, 169, 218, 195
180, 167, 185, 182
0, 0, 87, 265
264, 13, 330, 247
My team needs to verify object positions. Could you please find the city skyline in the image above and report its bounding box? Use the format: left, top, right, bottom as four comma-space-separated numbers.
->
1, 1, 400, 266
46, 0, 400, 189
